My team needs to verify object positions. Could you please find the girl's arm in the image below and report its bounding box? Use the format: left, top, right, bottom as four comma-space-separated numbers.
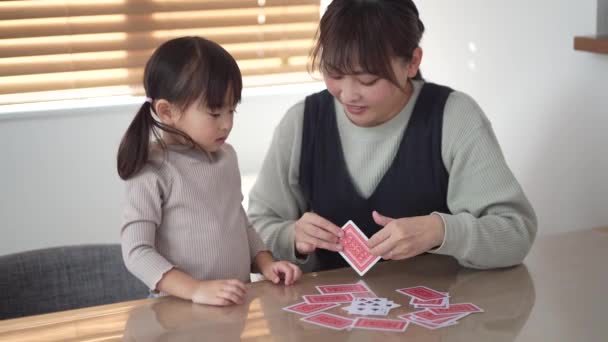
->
121, 167, 175, 290
247, 101, 320, 272
253, 251, 302, 285
157, 268, 247, 305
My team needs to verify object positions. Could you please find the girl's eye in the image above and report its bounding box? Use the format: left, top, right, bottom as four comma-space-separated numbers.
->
209, 109, 235, 117
326, 73, 343, 80
360, 78, 379, 86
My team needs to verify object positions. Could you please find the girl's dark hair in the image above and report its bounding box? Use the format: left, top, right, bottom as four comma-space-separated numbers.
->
310, 0, 425, 86
117, 36, 242, 180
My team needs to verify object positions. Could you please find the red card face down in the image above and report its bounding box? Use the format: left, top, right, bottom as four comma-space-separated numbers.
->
282, 302, 340, 315
396, 286, 447, 301
410, 295, 448, 307
316, 283, 370, 294
303, 293, 355, 304
410, 310, 466, 323
301, 312, 354, 330
399, 313, 458, 330
338, 221, 381, 276
428, 303, 483, 315
353, 317, 409, 332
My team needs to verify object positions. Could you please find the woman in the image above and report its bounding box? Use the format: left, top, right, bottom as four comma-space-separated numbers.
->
248, 0, 536, 272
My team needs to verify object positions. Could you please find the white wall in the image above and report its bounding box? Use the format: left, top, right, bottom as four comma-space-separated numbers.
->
1, 0, 607, 255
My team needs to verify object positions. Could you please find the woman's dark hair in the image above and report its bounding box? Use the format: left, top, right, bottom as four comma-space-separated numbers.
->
117, 36, 242, 180
310, 0, 425, 86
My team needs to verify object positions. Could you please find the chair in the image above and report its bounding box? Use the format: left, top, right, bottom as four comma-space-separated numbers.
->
0, 244, 148, 320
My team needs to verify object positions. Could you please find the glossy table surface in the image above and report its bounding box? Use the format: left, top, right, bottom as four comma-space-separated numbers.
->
1, 227, 607, 341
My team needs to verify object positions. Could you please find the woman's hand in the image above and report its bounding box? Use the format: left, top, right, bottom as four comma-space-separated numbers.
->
294, 212, 343, 255
191, 279, 247, 306
261, 261, 303, 286
367, 211, 445, 260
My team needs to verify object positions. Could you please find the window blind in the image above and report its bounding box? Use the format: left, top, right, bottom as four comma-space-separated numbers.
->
0, 0, 320, 105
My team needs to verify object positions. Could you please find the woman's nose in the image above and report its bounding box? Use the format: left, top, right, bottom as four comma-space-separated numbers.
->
340, 79, 361, 103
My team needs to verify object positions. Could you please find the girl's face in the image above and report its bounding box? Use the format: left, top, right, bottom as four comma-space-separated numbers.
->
323, 51, 422, 127
161, 99, 235, 152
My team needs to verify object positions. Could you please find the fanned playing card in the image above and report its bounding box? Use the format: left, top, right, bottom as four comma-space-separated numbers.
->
396, 286, 447, 301
352, 317, 409, 332
338, 220, 381, 276
316, 283, 371, 294
282, 302, 340, 315
300, 312, 354, 330
303, 293, 355, 304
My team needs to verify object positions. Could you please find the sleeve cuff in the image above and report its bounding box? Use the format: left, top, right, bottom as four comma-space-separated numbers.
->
146, 261, 175, 292
249, 233, 269, 261
428, 212, 448, 252
277, 222, 301, 263
277, 222, 319, 270
428, 212, 470, 257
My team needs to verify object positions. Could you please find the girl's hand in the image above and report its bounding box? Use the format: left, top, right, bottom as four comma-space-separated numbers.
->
367, 211, 445, 260
191, 279, 247, 306
262, 261, 302, 286
294, 212, 343, 255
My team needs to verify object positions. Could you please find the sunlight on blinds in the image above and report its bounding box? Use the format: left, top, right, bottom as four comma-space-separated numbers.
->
0, 0, 321, 105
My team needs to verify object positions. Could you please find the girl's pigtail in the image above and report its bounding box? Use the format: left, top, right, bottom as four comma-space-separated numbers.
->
117, 102, 154, 180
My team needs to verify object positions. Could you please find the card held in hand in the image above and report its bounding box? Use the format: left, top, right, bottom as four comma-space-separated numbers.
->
339, 220, 381, 276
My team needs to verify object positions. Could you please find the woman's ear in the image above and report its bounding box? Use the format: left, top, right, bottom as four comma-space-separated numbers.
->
407, 47, 423, 78
154, 99, 177, 126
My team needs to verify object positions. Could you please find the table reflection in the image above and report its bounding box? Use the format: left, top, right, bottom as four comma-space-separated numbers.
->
123, 255, 534, 341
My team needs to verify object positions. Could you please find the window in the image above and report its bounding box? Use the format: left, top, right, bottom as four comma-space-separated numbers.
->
0, 0, 321, 105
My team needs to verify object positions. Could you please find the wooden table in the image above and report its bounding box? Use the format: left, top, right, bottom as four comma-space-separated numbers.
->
1, 228, 607, 341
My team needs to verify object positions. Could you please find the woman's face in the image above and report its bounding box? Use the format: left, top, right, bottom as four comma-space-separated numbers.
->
323, 49, 422, 127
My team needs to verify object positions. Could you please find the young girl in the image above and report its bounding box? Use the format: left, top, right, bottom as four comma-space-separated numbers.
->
117, 36, 301, 306
248, 0, 537, 271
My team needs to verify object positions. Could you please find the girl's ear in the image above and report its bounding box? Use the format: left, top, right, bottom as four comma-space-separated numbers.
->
406, 47, 423, 78
154, 99, 178, 126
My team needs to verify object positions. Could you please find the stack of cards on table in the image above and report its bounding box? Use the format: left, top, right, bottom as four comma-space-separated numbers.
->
396, 286, 484, 329
283, 282, 408, 332
283, 283, 484, 332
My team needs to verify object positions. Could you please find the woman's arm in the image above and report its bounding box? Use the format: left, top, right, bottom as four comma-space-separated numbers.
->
432, 91, 538, 268
247, 101, 321, 271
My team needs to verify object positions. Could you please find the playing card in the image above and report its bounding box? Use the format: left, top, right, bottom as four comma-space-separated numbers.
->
342, 305, 398, 313
420, 314, 468, 325
396, 286, 446, 301
428, 303, 483, 315
409, 310, 467, 323
351, 291, 378, 298
352, 298, 391, 310
316, 283, 370, 294
399, 313, 458, 330
342, 298, 398, 316
388, 302, 401, 309
282, 302, 340, 315
347, 304, 389, 316
301, 312, 354, 330
410, 295, 449, 308
352, 317, 409, 332
303, 293, 355, 304
339, 220, 381, 276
